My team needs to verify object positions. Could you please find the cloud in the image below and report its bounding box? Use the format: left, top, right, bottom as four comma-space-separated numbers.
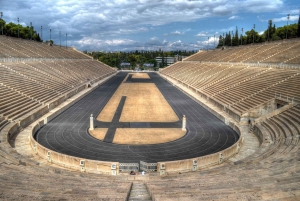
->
198, 36, 219, 46
272, 15, 299, 22
74, 35, 209, 51
0, 0, 288, 51
196, 32, 207, 37
2, 0, 286, 28
75, 37, 140, 51
213, 5, 234, 16
241, 0, 284, 13
171, 30, 184, 35
228, 15, 241, 20
117, 27, 149, 34
220, 26, 236, 33
279, 8, 300, 15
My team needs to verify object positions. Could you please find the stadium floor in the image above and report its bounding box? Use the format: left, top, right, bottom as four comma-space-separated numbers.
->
35, 72, 239, 163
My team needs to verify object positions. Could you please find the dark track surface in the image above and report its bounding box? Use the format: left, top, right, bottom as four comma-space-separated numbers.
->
35, 72, 239, 163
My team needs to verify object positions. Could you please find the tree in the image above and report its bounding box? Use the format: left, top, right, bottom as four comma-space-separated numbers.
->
161, 54, 165, 68
0, 19, 5, 35
36, 33, 41, 42
217, 35, 223, 48
271, 33, 281, 41
232, 26, 239, 46
217, 35, 223, 47
276, 23, 298, 39
264, 20, 273, 41
128, 54, 137, 69
0, 20, 42, 41
225, 32, 231, 46
297, 15, 300, 37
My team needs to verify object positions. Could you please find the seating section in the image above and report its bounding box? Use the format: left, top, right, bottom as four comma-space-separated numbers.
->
0, 150, 132, 200
146, 105, 300, 200
185, 39, 300, 64
0, 84, 42, 121
162, 62, 300, 115
0, 116, 9, 131
259, 105, 300, 145
0, 60, 115, 122
0, 36, 129, 200
0, 35, 90, 59
1, 33, 300, 200
147, 146, 299, 200
0, 65, 61, 103
0, 36, 116, 123
156, 40, 300, 200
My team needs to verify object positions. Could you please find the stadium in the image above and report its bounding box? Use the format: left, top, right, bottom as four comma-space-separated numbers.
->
1, 2, 300, 201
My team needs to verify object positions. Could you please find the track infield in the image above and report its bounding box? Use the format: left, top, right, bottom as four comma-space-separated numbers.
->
35, 72, 239, 163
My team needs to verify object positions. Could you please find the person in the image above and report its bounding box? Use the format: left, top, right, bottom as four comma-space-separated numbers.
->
130, 171, 136, 175
142, 171, 145, 175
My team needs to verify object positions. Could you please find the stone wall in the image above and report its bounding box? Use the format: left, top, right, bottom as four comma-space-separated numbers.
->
29, 120, 118, 175
157, 120, 243, 175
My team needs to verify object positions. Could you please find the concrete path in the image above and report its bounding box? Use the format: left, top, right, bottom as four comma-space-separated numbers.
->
128, 182, 152, 201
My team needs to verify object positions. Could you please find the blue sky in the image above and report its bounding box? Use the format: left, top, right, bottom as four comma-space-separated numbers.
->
0, 0, 299, 51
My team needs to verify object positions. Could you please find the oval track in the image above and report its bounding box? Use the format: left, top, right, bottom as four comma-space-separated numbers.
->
35, 72, 239, 163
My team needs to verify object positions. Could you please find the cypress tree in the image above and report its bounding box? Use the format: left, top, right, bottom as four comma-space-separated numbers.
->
268, 20, 273, 41
234, 26, 239, 46
217, 35, 223, 47
36, 33, 41, 41
225, 32, 231, 46
297, 14, 300, 37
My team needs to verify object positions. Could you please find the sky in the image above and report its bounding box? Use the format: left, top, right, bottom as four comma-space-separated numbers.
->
0, 0, 299, 51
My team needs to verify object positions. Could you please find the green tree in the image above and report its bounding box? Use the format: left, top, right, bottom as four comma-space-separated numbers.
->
128, 54, 137, 69
217, 35, 223, 47
36, 33, 41, 42
0, 19, 5, 35
276, 23, 298, 39
161, 54, 165, 68
262, 20, 273, 42
93, 50, 210, 68
232, 26, 239, 46
245, 29, 260, 44
225, 32, 231, 46
298, 15, 300, 37
271, 33, 281, 41
1, 21, 42, 41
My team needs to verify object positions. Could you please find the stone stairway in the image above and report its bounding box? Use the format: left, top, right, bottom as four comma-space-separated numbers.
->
128, 182, 152, 201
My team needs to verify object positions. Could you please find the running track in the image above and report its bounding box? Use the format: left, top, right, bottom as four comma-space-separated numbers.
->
35, 72, 239, 163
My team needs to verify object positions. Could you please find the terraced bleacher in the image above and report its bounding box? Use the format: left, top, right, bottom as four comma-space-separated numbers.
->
0, 155, 132, 200
0, 36, 122, 199
0, 36, 116, 125
1, 35, 300, 200
145, 105, 300, 200
146, 147, 299, 200
0, 35, 90, 59
258, 105, 300, 144
185, 39, 300, 64
0, 60, 115, 122
162, 61, 300, 117
0, 83, 42, 121
155, 39, 300, 199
